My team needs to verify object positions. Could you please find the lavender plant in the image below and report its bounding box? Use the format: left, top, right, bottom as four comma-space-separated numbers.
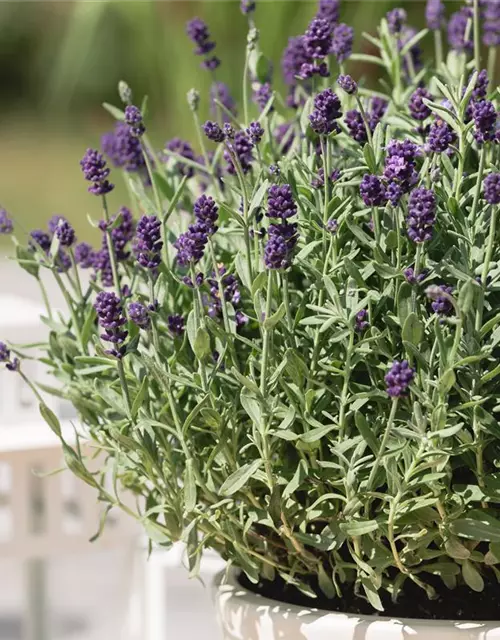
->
3, 0, 500, 616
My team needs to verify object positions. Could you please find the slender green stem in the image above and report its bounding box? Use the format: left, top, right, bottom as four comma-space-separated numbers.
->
487, 47, 497, 87
475, 206, 498, 332
102, 196, 122, 297
366, 398, 399, 491
282, 273, 297, 349
371, 206, 381, 247
37, 276, 52, 320
453, 132, 466, 202
69, 249, 83, 300
473, 0, 481, 72
355, 96, 373, 149
242, 46, 250, 126
19, 370, 44, 404
471, 146, 486, 232
117, 360, 132, 415
208, 238, 231, 335
52, 269, 85, 350
192, 111, 223, 200
260, 269, 274, 397
434, 29, 443, 71
388, 490, 408, 575
338, 332, 354, 439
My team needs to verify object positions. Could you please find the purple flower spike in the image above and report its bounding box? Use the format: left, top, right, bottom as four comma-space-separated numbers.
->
355, 309, 369, 332
267, 184, 297, 221
338, 74, 357, 95
281, 36, 309, 86
210, 82, 237, 122
75, 242, 95, 269
360, 174, 387, 207
186, 17, 216, 56
128, 302, 150, 330
427, 119, 457, 153
30, 230, 52, 254
345, 110, 367, 144
427, 285, 454, 316
224, 131, 254, 175
80, 148, 114, 196
472, 70, 489, 102
55, 219, 76, 248
387, 8, 407, 34
165, 138, 196, 178
194, 195, 219, 235
203, 121, 225, 143
168, 314, 185, 337
124, 105, 145, 137
317, 0, 340, 28
448, 7, 473, 51
331, 23, 354, 63
304, 17, 333, 60
472, 100, 497, 145
404, 267, 429, 285
426, 0, 445, 31
102, 122, 146, 178
241, 0, 256, 14
406, 187, 436, 243
309, 88, 342, 135
264, 223, 298, 270
94, 291, 128, 358
0, 209, 13, 234
385, 360, 415, 398
135, 215, 163, 270
247, 121, 265, 145
0, 342, 9, 363
0, 341, 19, 372
175, 224, 209, 267
484, 174, 500, 205
409, 87, 433, 121
253, 82, 273, 112
483, 0, 500, 47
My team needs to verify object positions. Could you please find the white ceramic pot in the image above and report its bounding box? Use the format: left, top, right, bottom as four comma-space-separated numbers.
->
213, 568, 500, 640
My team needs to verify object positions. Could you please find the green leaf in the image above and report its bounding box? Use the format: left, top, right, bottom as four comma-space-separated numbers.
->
402, 312, 423, 346
318, 564, 336, 599
219, 460, 262, 496
462, 561, 484, 592
450, 513, 500, 542
438, 368, 456, 395
300, 423, 336, 443
230, 367, 261, 395
445, 537, 470, 560
249, 179, 269, 216
363, 143, 377, 173
16, 245, 39, 278
354, 411, 379, 454
39, 403, 62, 437
193, 327, 210, 360
458, 279, 477, 315
131, 376, 148, 419
235, 252, 251, 290
283, 459, 307, 499
184, 459, 197, 513
240, 389, 262, 427
264, 303, 285, 330
102, 102, 125, 121
397, 282, 412, 327
340, 520, 379, 535
360, 578, 384, 612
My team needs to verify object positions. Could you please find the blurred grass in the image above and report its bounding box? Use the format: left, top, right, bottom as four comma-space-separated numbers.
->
0, 0, 467, 247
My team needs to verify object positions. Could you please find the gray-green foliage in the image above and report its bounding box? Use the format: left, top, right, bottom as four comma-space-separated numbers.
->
11, 4, 500, 611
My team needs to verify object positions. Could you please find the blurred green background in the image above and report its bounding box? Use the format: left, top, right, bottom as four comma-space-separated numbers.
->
0, 0, 466, 247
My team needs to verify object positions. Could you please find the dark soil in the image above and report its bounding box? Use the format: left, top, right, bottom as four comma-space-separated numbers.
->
239, 572, 500, 621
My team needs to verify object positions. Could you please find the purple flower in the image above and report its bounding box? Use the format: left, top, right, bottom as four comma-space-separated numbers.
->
264, 222, 298, 270
30, 230, 51, 253
135, 215, 163, 269
385, 138, 420, 164
194, 194, 219, 235
111, 207, 136, 261
387, 8, 407, 34
281, 36, 309, 85
386, 182, 404, 207
75, 242, 95, 269
94, 292, 128, 358
0, 209, 13, 234
92, 248, 113, 288
312, 168, 341, 189
203, 56, 221, 71
355, 309, 369, 332
168, 314, 185, 337
210, 82, 237, 122
360, 175, 387, 207
102, 122, 146, 177
55, 219, 76, 248
274, 122, 295, 154
326, 218, 339, 234
241, 0, 256, 14
338, 74, 357, 95
331, 23, 354, 63
427, 285, 454, 316
47, 215, 65, 235
484, 173, 500, 205
80, 149, 114, 196
483, 0, 500, 47
223, 123, 235, 140
304, 17, 333, 59
165, 138, 196, 178
235, 310, 249, 329
224, 131, 254, 175
472, 100, 497, 145
427, 119, 457, 153
175, 224, 209, 266
267, 184, 297, 220
345, 110, 367, 144
406, 187, 436, 243
369, 96, 388, 130
409, 87, 433, 121
253, 82, 273, 112
448, 7, 473, 51
128, 302, 150, 330
472, 69, 489, 102
426, 0, 445, 30
0, 341, 19, 372
385, 360, 415, 397
186, 17, 216, 56
124, 105, 145, 137
247, 121, 264, 145
404, 267, 429, 285
317, 0, 340, 28
309, 88, 342, 135
203, 121, 225, 143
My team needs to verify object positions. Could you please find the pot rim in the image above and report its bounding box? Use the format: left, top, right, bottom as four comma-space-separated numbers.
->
213, 566, 500, 634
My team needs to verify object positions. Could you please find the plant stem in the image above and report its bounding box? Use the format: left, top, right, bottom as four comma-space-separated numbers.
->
19, 370, 44, 404
366, 398, 399, 491
117, 359, 132, 416
52, 269, 84, 351
69, 249, 84, 300
338, 332, 354, 439
141, 141, 169, 267
355, 96, 373, 149
473, 0, 481, 72
371, 206, 381, 247
242, 46, 250, 126
192, 111, 223, 200
453, 131, 466, 202
487, 47, 497, 87
208, 238, 231, 335
476, 205, 498, 332
282, 273, 297, 349
434, 29, 443, 71
260, 269, 274, 397
388, 490, 408, 575
470, 145, 486, 232
101, 195, 122, 297
37, 276, 52, 320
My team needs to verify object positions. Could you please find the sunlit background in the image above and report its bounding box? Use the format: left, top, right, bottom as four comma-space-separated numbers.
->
0, 0, 472, 251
